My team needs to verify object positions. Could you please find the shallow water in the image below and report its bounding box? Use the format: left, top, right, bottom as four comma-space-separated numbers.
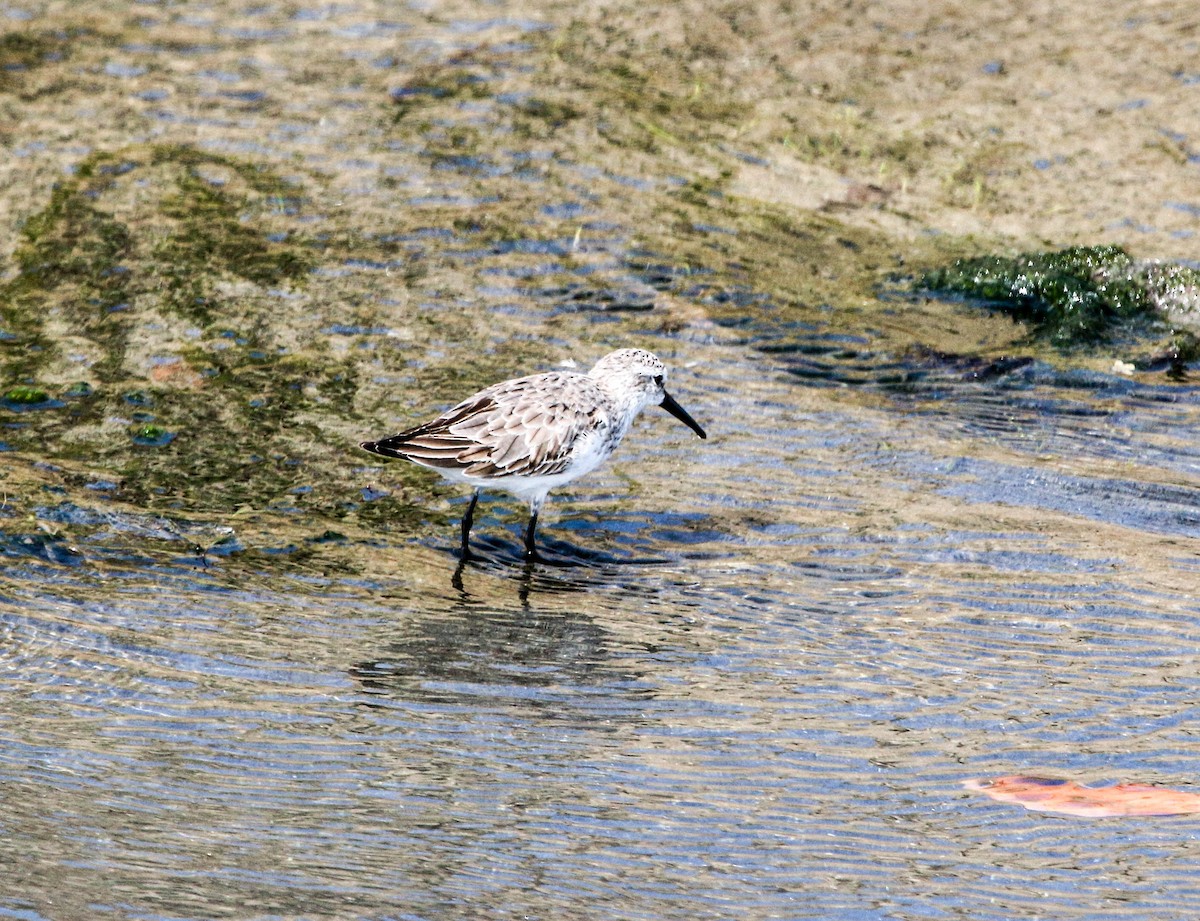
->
6, 2, 1200, 920
7, 335, 1200, 920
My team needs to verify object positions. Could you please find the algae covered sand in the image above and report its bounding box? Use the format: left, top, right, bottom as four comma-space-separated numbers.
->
2, 0, 1199, 566
921, 245, 1200, 359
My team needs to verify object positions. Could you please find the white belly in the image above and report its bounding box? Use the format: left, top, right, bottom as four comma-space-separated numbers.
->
437, 425, 618, 502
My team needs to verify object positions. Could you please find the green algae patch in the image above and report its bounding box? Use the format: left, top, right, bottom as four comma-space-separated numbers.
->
920, 245, 1162, 347
366, 12, 1015, 360
2, 384, 60, 411
3, 385, 50, 405
0, 143, 375, 526
154, 172, 297, 314
496, 18, 746, 158
4, 143, 312, 361
129, 423, 173, 447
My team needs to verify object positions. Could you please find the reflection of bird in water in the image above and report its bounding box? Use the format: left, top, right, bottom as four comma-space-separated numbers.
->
361, 348, 706, 561
348, 597, 621, 711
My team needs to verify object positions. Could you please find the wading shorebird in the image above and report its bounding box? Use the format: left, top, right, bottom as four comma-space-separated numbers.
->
360, 348, 707, 561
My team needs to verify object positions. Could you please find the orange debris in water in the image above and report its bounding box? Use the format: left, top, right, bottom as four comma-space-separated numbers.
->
150, 359, 205, 389
965, 775, 1200, 818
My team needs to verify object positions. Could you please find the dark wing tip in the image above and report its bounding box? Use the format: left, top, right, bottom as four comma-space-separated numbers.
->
361, 439, 401, 457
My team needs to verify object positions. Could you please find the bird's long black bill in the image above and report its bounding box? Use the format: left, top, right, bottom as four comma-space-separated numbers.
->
659, 390, 707, 439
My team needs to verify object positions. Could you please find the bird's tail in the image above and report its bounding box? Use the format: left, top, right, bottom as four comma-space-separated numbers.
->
360, 434, 472, 469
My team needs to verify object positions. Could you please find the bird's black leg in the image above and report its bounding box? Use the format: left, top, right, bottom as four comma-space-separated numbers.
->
523, 510, 540, 560
523, 494, 545, 562
460, 490, 480, 559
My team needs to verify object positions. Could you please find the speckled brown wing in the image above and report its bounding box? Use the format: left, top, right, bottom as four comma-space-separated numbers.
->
361, 371, 609, 478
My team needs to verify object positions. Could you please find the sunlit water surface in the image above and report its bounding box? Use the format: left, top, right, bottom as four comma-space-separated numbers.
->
6, 337, 1200, 920
4, 3, 1200, 920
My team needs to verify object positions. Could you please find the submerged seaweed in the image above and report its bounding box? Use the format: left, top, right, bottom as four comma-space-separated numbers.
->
4, 143, 312, 347
919, 245, 1155, 347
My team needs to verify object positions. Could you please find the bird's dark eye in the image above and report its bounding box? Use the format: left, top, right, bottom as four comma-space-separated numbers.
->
653, 374, 664, 386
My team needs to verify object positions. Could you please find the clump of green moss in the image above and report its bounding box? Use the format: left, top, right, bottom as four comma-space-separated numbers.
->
130, 423, 173, 446
63, 382, 94, 399
1140, 261, 1200, 319
920, 245, 1153, 346
3, 385, 50, 405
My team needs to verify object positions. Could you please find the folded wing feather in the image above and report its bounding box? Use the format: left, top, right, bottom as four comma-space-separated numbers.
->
362, 372, 609, 479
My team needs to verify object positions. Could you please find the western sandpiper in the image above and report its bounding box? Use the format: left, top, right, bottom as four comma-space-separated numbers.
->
361, 348, 707, 560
